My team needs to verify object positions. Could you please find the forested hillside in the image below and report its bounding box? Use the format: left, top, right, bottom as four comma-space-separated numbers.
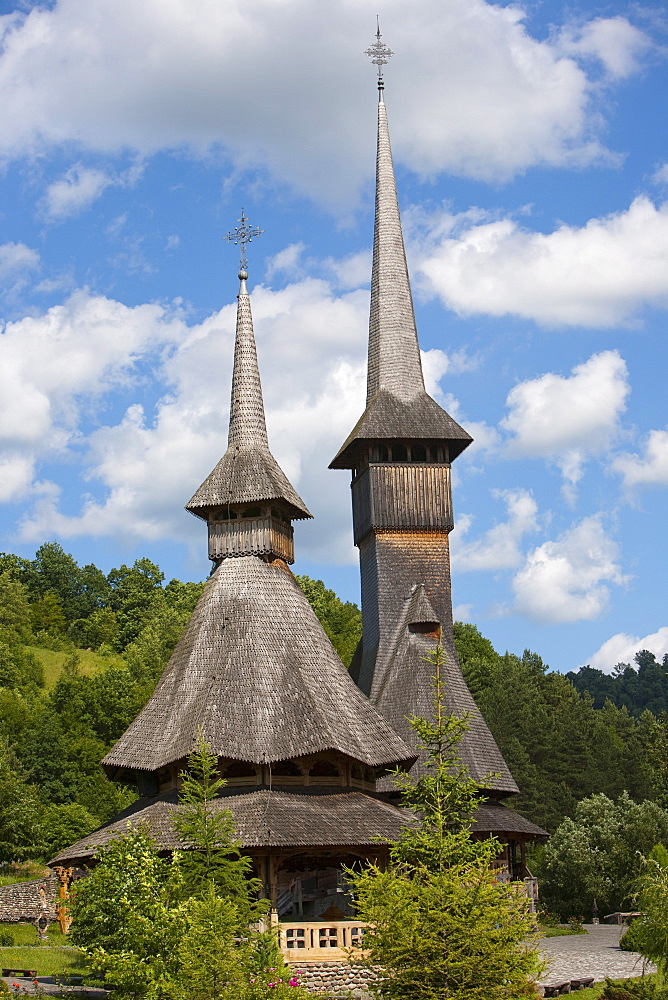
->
454, 623, 668, 833
0, 542, 666, 873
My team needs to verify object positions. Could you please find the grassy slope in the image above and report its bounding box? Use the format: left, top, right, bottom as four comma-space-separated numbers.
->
0, 925, 88, 978
0, 946, 88, 977
27, 646, 124, 688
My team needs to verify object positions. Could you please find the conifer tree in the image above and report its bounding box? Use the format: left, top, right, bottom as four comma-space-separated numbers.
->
349, 645, 544, 1000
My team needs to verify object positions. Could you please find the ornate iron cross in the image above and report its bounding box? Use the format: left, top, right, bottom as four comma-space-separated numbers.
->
365, 19, 394, 81
224, 209, 264, 272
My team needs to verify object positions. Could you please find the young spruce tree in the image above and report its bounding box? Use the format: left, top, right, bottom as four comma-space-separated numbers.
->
349, 644, 544, 1000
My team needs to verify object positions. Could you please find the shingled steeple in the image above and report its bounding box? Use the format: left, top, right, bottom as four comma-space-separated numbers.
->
330, 31, 517, 796
331, 38, 471, 471
187, 217, 310, 564
102, 215, 415, 792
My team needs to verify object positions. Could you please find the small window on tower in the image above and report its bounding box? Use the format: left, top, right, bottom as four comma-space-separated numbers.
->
411, 444, 426, 462
408, 621, 441, 640
377, 445, 389, 462
391, 444, 407, 462
244, 506, 262, 518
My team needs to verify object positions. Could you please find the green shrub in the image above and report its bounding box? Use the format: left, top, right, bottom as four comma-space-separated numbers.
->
602, 977, 668, 999
0, 931, 13, 946
620, 921, 648, 953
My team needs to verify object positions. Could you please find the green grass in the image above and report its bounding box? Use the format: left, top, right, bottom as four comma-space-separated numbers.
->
27, 645, 124, 687
574, 986, 604, 1000
0, 946, 88, 977
0, 864, 50, 888
0, 923, 67, 946
542, 924, 587, 937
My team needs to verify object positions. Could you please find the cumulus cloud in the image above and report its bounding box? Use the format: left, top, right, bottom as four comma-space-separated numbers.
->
0, 242, 40, 299
586, 626, 668, 673
654, 164, 668, 185
501, 351, 629, 493
9, 279, 368, 563
611, 429, 668, 489
510, 516, 627, 624
557, 17, 651, 79
451, 489, 539, 572
40, 165, 113, 221
0, 0, 650, 201
0, 454, 36, 504
0, 241, 40, 279
39, 160, 144, 221
417, 197, 668, 327
0, 291, 185, 511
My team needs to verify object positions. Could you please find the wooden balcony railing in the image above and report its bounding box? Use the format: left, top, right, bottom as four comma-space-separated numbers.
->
278, 920, 369, 962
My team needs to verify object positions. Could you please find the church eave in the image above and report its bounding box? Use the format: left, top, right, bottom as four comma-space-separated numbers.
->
330, 390, 473, 469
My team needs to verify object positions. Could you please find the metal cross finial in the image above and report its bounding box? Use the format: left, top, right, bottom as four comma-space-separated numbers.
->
365, 17, 393, 84
224, 208, 264, 274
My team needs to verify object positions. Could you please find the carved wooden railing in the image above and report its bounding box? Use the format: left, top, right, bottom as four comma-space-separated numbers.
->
278, 920, 369, 961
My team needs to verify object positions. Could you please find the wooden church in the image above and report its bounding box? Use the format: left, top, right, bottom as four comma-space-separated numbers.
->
52, 29, 546, 953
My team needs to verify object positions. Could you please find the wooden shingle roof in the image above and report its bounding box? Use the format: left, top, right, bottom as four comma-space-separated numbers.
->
330, 94, 472, 470
373, 585, 519, 795
102, 556, 415, 774
472, 799, 548, 839
187, 276, 311, 519
50, 789, 414, 865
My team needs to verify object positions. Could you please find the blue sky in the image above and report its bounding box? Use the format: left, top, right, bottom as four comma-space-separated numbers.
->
0, 0, 667, 674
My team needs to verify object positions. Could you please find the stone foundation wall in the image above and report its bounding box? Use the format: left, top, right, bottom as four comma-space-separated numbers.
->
288, 962, 378, 997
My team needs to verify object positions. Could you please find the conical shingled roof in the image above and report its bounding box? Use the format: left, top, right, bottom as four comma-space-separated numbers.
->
373, 585, 518, 795
187, 276, 311, 519
330, 91, 471, 470
102, 556, 416, 773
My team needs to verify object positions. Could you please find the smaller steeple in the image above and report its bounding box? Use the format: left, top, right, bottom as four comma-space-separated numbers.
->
187, 211, 311, 565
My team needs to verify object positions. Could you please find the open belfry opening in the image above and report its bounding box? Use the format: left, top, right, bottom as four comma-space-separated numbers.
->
52, 26, 547, 953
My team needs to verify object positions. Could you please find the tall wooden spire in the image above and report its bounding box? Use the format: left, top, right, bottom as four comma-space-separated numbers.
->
330, 66, 472, 471
367, 92, 424, 402
330, 32, 517, 796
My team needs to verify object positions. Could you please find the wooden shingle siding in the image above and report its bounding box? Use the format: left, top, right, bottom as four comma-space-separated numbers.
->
352, 463, 453, 544
208, 515, 294, 563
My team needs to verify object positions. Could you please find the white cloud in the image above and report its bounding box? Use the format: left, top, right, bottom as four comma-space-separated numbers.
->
322, 251, 371, 291
0, 290, 185, 473
0, 241, 40, 280
418, 197, 668, 327
510, 516, 626, 624
11, 278, 374, 565
586, 627, 668, 673
0, 0, 650, 201
611, 429, 668, 489
40, 164, 113, 221
557, 17, 651, 79
39, 160, 144, 221
265, 244, 306, 281
0, 454, 36, 503
451, 488, 539, 572
654, 164, 668, 185
0, 242, 40, 299
501, 351, 629, 492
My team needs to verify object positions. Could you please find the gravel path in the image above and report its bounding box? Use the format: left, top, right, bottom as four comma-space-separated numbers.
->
539, 924, 655, 987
